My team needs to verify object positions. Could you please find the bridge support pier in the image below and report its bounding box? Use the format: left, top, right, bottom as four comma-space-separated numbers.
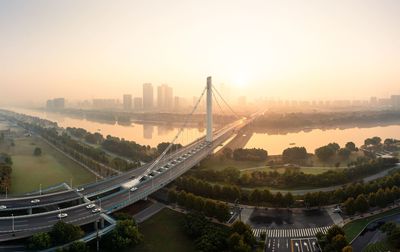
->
27, 208, 32, 215
100, 218, 105, 229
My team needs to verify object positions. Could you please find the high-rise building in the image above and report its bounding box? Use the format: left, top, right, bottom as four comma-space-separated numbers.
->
46, 98, 65, 110
133, 97, 143, 110
157, 84, 173, 110
391, 95, 400, 110
123, 94, 132, 110
143, 83, 153, 110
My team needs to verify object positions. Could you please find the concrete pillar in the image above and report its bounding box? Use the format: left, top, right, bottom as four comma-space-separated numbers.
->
206, 76, 213, 142
100, 218, 105, 229
28, 208, 32, 215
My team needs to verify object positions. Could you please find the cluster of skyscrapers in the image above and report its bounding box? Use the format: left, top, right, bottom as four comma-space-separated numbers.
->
123, 83, 181, 112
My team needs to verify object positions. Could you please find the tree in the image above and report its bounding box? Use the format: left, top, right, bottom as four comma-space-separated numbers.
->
345, 142, 357, 152
65, 241, 89, 252
343, 197, 356, 215
106, 219, 143, 249
50, 222, 83, 245
315, 145, 336, 161
282, 147, 308, 164
338, 148, 351, 160
342, 246, 353, 252
28, 232, 51, 250
33, 147, 42, 156
331, 234, 348, 251
283, 192, 294, 207
222, 147, 233, 159
354, 194, 369, 213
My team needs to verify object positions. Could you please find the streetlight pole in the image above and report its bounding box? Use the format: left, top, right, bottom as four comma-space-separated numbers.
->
58, 207, 61, 219
5, 187, 7, 199
12, 214, 14, 234
98, 197, 101, 209
39, 184, 42, 195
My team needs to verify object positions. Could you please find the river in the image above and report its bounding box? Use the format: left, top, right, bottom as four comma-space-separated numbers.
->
5, 108, 400, 153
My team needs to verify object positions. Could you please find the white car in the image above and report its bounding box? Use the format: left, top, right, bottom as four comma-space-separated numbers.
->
333, 207, 342, 213
0, 205, 7, 210
86, 204, 96, 209
92, 208, 101, 213
57, 213, 68, 218
130, 187, 138, 192
76, 188, 84, 192
31, 199, 40, 204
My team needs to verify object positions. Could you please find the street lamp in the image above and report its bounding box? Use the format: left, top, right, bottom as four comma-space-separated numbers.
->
11, 213, 14, 233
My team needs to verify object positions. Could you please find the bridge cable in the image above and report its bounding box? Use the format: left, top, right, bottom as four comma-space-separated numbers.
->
142, 86, 207, 176
212, 86, 241, 120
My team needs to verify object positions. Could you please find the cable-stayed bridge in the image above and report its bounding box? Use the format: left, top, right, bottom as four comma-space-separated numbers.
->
0, 77, 262, 242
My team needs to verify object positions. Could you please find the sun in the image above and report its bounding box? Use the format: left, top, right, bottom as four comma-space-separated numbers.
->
231, 73, 249, 89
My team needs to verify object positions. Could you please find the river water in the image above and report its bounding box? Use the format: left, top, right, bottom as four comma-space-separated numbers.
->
6, 108, 400, 153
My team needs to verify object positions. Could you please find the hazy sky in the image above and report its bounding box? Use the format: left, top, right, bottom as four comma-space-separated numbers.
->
1, 0, 400, 105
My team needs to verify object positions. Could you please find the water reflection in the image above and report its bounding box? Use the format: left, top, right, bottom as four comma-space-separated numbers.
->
7, 108, 206, 147
245, 125, 400, 155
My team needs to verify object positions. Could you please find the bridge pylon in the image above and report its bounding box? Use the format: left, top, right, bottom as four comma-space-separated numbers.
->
206, 76, 213, 142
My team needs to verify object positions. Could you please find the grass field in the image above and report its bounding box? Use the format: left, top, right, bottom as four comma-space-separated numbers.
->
128, 208, 196, 252
343, 207, 400, 242
1, 136, 95, 195
363, 241, 394, 252
240, 166, 347, 175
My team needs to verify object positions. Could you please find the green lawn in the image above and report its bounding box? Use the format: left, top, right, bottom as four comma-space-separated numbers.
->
2, 136, 95, 195
128, 208, 196, 252
363, 241, 394, 252
240, 166, 347, 175
199, 156, 265, 171
343, 207, 400, 242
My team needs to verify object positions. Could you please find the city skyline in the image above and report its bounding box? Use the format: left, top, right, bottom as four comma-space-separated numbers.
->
1, 0, 400, 106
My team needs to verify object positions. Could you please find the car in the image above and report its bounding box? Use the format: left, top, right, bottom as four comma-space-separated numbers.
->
92, 208, 101, 213
139, 176, 148, 182
333, 207, 342, 213
57, 213, 68, 218
86, 204, 96, 209
31, 199, 40, 204
76, 187, 84, 192
0, 205, 7, 210
130, 187, 138, 192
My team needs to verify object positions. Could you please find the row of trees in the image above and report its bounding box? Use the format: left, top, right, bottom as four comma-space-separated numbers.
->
101, 135, 154, 162
174, 176, 295, 207
20, 121, 140, 176
183, 212, 258, 252
231, 148, 268, 162
315, 142, 356, 162
176, 169, 400, 209
191, 157, 398, 189
282, 146, 308, 164
168, 189, 231, 222
343, 186, 400, 215
0, 153, 12, 193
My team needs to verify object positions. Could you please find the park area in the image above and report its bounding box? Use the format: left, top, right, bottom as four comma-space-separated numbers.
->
0, 135, 95, 195
129, 208, 196, 252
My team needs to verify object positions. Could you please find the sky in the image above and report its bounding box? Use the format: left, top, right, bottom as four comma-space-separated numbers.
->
1, 0, 400, 105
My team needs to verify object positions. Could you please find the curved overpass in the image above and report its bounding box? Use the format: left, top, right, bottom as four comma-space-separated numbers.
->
0, 116, 252, 241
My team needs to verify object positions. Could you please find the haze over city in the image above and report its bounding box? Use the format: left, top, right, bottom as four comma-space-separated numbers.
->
2, 1, 400, 252
1, 0, 400, 106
